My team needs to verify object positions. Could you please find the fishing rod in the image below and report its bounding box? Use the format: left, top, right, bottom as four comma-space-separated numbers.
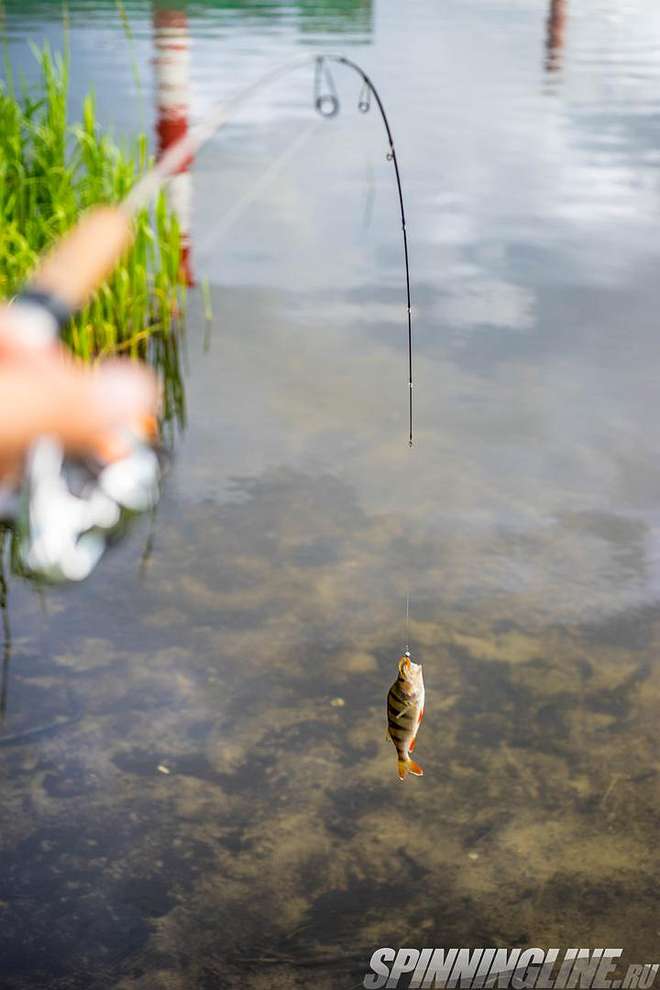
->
322, 56, 414, 450
3, 53, 415, 582
126, 53, 414, 446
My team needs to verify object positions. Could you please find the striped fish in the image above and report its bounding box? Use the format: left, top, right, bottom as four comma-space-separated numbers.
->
387, 652, 425, 781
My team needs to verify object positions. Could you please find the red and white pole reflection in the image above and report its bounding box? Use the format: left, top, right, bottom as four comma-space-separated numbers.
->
545, 0, 567, 73
153, 5, 195, 286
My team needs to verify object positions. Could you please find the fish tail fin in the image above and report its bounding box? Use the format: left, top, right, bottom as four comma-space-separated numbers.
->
397, 757, 424, 780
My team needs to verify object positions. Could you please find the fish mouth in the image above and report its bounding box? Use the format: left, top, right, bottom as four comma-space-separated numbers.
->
402, 653, 422, 673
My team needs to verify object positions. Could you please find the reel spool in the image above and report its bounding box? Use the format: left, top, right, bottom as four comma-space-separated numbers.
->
15, 431, 161, 583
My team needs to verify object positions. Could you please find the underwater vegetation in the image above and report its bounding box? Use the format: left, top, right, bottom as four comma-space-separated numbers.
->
0, 45, 186, 425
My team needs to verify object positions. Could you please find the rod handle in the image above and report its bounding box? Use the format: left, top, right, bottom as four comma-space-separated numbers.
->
29, 206, 134, 313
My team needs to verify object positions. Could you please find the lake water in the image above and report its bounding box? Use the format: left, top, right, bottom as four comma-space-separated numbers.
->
1, 1, 659, 987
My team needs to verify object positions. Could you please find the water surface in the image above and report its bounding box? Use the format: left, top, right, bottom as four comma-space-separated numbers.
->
1, 1, 659, 987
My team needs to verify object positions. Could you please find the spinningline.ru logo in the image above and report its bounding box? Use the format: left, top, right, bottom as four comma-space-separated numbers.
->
363, 949, 660, 990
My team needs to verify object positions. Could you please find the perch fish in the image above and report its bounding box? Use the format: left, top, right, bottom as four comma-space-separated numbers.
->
387, 652, 424, 780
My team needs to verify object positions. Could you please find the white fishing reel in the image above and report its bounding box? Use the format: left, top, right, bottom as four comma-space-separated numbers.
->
1, 285, 164, 583
15, 433, 161, 582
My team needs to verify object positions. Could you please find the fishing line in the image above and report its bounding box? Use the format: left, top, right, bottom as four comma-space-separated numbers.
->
197, 117, 322, 256
122, 52, 414, 446
405, 586, 410, 655
123, 53, 417, 642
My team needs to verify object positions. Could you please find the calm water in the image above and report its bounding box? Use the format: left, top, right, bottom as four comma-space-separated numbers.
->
1, 1, 660, 987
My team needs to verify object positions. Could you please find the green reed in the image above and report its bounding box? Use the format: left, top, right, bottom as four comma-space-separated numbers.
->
0, 45, 186, 368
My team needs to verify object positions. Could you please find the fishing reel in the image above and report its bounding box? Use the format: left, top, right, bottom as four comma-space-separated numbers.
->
1, 279, 164, 583
14, 430, 162, 583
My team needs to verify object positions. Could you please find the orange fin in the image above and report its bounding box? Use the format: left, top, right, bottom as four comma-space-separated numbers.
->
409, 736, 416, 752
397, 757, 424, 780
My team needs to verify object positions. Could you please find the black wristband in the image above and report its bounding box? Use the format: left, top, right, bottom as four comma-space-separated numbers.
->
14, 287, 73, 334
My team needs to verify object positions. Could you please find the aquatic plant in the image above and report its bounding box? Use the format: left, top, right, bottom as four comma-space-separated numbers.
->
0, 45, 186, 366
